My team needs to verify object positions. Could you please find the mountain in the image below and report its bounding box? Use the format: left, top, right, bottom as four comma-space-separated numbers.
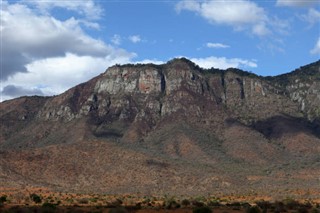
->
1, 58, 320, 199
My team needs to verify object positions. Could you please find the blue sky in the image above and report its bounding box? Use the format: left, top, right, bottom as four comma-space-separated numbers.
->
1, 0, 319, 101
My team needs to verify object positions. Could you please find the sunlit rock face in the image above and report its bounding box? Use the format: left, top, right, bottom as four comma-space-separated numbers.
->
34, 59, 320, 126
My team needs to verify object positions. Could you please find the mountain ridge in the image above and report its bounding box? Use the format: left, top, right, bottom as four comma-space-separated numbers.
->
0, 58, 319, 198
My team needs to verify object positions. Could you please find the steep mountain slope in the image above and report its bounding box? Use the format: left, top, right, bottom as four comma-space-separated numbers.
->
0, 58, 319, 198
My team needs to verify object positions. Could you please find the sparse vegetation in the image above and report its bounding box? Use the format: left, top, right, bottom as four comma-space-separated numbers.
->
164, 197, 180, 209
256, 201, 272, 210
181, 199, 191, 207
193, 206, 213, 213
78, 198, 89, 204
0, 195, 7, 203
42, 202, 57, 211
89, 197, 98, 203
207, 200, 221, 207
246, 206, 261, 213
30, 193, 42, 204
107, 198, 123, 207
283, 198, 300, 210
1, 193, 319, 213
192, 200, 205, 207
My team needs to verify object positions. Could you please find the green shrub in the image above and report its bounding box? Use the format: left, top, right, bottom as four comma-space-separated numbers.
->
0, 195, 7, 203
89, 198, 98, 203
42, 202, 57, 209
283, 198, 300, 210
273, 201, 286, 213
30, 193, 42, 204
246, 206, 261, 213
208, 200, 220, 207
181, 199, 191, 206
107, 199, 123, 207
165, 199, 180, 209
0, 195, 7, 208
193, 206, 212, 213
42, 202, 57, 213
256, 201, 272, 210
192, 200, 205, 207
78, 198, 89, 204
242, 203, 252, 209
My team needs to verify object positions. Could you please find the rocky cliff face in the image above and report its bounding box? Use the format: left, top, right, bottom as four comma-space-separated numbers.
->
271, 61, 320, 120
0, 58, 319, 197
32, 59, 310, 124
27, 58, 311, 138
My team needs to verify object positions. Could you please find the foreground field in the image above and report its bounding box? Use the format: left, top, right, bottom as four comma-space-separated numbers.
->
1, 188, 319, 213
1, 202, 319, 213
0, 206, 256, 213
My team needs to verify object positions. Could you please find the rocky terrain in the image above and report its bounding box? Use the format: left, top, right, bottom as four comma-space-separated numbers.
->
0, 58, 319, 199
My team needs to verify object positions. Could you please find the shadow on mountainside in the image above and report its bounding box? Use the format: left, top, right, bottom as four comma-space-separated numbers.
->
251, 114, 320, 140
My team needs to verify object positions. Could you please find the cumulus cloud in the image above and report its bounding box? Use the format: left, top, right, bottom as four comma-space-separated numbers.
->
1, 52, 134, 101
129, 35, 142, 43
276, 0, 319, 7
0, 1, 136, 101
176, 0, 270, 36
187, 56, 257, 69
206, 42, 230, 49
0, 1, 113, 79
310, 37, 320, 55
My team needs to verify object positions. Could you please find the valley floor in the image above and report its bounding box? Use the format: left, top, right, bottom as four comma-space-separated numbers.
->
1, 188, 319, 213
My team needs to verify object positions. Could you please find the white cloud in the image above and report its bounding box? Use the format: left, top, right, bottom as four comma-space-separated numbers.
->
269, 16, 291, 35
176, 0, 201, 12
176, 0, 270, 36
310, 37, 320, 55
187, 56, 257, 69
252, 23, 271, 36
1, 52, 135, 101
1, 1, 114, 79
111, 34, 122, 45
0, 1, 136, 101
22, 0, 103, 20
129, 35, 142, 43
207, 42, 230, 49
301, 8, 320, 27
276, 0, 319, 7
134, 59, 165, 65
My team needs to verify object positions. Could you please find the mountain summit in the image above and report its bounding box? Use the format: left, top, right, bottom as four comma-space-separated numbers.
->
1, 58, 320, 198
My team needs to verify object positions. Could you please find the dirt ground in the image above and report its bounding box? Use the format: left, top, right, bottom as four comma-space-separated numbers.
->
0, 205, 253, 213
